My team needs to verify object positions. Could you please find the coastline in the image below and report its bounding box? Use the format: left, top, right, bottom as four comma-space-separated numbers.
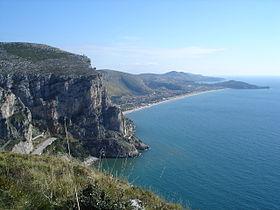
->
123, 89, 224, 115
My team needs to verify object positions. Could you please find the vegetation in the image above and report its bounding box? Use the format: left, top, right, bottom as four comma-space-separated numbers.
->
99, 69, 269, 111
44, 137, 91, 161
99, 69, 222, 98
0, 42, 94, 76
0, 42, 72, 62
0, 152, 182, 209
100, 69, 152, 97
99, 69, 224, 110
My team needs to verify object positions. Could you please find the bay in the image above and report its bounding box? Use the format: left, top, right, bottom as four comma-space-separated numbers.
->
101, 77, 280, 209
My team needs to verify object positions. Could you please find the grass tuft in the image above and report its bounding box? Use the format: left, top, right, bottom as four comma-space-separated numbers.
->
0, 152, 183, 209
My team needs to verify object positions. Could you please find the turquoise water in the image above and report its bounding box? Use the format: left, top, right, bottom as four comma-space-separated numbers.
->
101, 77, 280, 209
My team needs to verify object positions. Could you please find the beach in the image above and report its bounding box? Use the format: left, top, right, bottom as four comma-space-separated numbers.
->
123, 89, 223, 115
112, 78, 279, 209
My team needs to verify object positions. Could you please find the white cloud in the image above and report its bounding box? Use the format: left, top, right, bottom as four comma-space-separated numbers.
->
62, 43, 225, 74
73, 44, 224, 59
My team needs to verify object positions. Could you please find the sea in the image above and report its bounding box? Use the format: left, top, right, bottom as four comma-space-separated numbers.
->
101, 77, 280, 209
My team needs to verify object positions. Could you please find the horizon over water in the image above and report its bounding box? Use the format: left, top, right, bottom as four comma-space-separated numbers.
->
101, 77, 280, 209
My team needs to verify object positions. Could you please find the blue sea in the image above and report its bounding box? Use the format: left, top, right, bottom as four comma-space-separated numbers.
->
101, 77, 280, 209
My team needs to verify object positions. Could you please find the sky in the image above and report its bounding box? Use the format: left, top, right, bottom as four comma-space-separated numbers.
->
0, 0, 280, 76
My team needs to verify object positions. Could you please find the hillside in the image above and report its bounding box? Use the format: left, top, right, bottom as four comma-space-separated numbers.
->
0, 152, 182, 209
99, 69, 152, 97
0, 42, 93, 75
139, 71, 223, 84
99, 69, 223, 98
98, 69, 268, 111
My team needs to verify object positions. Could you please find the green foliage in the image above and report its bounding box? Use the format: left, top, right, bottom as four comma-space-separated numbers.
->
0, 152, 182, 209
1, 43, 70, 62
44, 137, 90, 161
9, 112, 26, 124
98, 69, 223, 99
99, 69, 152, 97
0, 42, 95, 76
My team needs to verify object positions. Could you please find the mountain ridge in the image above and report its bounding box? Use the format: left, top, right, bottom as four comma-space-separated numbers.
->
98, 69, 268, 111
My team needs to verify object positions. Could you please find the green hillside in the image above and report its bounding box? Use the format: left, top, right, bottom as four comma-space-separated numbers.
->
98, 69, 268, 111
0, 42, 93, 75
139, 71, 222, 83
0, 42, 72, 62
0, 152, 182, 209
99, 69, 222, 98
99, 69, 152, 97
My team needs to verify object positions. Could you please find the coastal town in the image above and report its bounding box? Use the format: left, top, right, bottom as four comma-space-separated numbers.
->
100, 69, 267, 112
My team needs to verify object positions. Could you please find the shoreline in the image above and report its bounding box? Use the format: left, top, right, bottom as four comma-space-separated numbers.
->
123, 89, 224, 115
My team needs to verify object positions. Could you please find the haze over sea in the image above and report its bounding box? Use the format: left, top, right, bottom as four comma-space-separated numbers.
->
102, 77, 280, 209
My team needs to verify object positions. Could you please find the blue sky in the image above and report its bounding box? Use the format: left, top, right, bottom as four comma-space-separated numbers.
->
1, 0, 280, 76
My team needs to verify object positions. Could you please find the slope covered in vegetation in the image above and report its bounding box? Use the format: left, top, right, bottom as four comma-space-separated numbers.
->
99, 69, 268, 111
0, 152, 182, 209
99, 69, 222, 98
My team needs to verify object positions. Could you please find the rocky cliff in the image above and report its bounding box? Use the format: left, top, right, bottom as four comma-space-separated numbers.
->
0, 87, 33, 153
0, 42, 148, 157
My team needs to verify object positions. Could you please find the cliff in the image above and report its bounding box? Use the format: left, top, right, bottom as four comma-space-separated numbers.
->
0, 87, 33, 153
0, 42, 148, 158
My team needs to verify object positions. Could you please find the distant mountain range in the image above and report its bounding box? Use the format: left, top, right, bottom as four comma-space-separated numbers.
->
99, 69, 223, 96
99, 69, 269, 110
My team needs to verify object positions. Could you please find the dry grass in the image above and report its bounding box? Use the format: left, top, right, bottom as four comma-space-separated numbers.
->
0, 152, 183, 209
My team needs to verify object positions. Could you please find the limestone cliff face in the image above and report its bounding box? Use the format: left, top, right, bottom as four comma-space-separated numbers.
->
0, 87, 33, 153
0, 42, 148, 157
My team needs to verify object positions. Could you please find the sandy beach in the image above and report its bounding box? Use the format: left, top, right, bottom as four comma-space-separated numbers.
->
123, 89, 223, 115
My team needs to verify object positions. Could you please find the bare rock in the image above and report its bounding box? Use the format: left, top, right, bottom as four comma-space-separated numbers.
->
0, 42, 148, 157
0, 87, 33, 153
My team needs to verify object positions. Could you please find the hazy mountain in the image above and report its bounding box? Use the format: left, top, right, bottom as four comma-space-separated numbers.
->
99, 69, 223, 98
98, 69, 268, 111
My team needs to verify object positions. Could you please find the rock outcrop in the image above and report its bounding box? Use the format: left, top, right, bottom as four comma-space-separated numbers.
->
0, 87, 33, 153
0, 42, 148, 157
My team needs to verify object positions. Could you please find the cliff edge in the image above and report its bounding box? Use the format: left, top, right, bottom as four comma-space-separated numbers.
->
0, 42, 148, 158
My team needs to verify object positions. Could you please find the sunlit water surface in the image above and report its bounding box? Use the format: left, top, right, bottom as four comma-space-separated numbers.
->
100, 77, 280, 209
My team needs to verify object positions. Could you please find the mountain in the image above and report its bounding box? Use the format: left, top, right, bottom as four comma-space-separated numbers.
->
99, 69, 223, 98
99, 69, 152, 97
214, 80, 270, 89
0, 42, 148, 158
140, 71, 223, 83
0, 152, 181, 209
98, 69, 268, 111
